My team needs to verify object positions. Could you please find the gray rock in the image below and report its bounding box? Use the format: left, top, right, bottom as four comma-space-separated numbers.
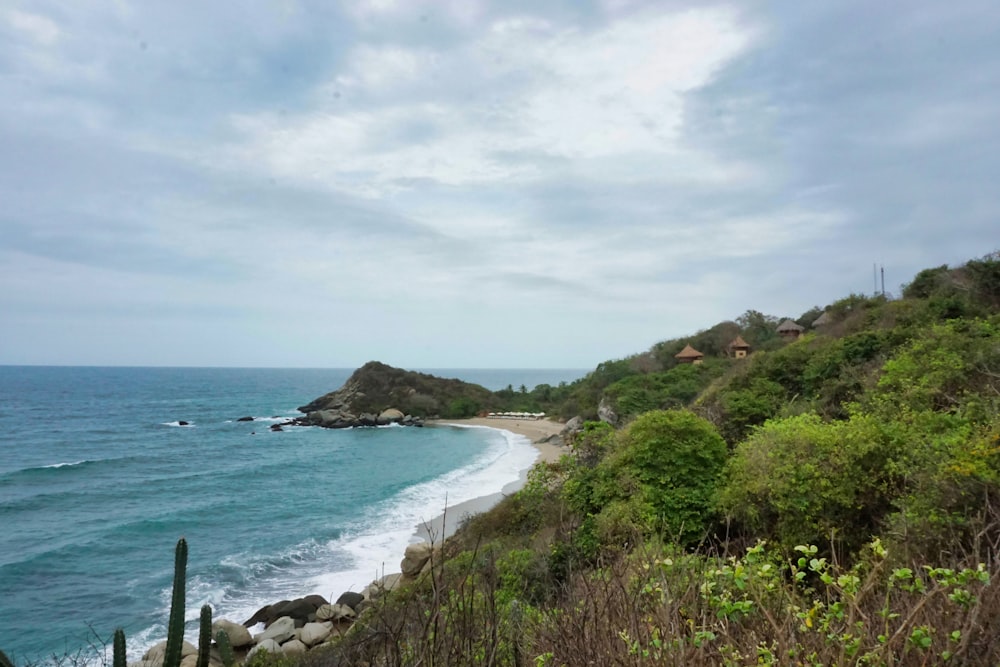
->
363, 572, 402, 598
267, 596, 324, 625
299, 621, 333, 647
142, 640, 197, 664
335, 591, 365, 611
255, 616, 296, 645
315, 603, 354, 621
379, 408, 404, 423
400, 542, 433, 577
302, 594, 330, 608
358, 413, 377, 427
244, 601, 282, 627
280, 639, 308, 654
213, 619, 254, 648
598, 397, 618, 425
247, 639, 281, 658
562, 416, 583, 435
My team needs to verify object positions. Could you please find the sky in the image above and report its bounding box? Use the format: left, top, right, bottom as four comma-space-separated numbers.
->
1, 0, 998, 369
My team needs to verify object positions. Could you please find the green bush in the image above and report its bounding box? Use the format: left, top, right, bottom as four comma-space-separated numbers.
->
564, 410, 727, 547
603, 362, 728, 419
719, 413, 902, 553
445, 396, 480, 418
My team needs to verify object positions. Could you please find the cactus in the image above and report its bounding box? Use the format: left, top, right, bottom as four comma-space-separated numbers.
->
113, 628, 127, 667
0, 648, 16, 667
163, 537, 188, 667
196, 605, 212, 667
214, 630, 235, 667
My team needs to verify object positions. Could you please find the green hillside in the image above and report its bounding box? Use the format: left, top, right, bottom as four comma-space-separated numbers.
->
302, 250, 1000, 666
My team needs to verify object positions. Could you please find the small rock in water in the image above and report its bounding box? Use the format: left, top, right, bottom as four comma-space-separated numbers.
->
237, 416, 254, 422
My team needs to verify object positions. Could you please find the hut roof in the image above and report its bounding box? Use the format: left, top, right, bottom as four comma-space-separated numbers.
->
777, 319, 805, 333
728, 335, 750, 349
812, 311, 832, 327
675, 344, 704, 359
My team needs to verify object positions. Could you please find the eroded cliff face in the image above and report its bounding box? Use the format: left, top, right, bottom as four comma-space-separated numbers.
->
297, 361, 495, 419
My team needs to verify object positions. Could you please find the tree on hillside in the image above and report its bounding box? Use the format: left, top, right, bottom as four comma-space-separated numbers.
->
736, 309, 780, 347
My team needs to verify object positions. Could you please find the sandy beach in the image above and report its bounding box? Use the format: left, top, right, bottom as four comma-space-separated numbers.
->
414, 417, 568, 542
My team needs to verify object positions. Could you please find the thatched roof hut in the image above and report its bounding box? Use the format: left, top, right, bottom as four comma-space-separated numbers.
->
812, 311, 832, 327
777, 319, 805, 339
728, 335, 751, 358
675, 344, 705, 364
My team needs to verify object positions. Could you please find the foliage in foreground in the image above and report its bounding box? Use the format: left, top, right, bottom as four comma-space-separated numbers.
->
292, 535, 1000, 667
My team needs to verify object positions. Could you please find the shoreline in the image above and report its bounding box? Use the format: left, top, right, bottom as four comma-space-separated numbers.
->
413, 417, 566, 542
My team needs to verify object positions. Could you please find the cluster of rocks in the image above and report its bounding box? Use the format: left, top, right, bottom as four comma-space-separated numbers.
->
293, 407, 425, 430
230, 407, 425, 432
133, 542, 441, 666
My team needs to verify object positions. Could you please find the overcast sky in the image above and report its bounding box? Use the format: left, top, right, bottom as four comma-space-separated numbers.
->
1, 1, 997, 369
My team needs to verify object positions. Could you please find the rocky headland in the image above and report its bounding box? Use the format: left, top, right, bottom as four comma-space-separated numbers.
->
262, 361, 500, 430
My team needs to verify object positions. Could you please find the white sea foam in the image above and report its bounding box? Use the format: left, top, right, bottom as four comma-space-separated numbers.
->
126, 425, 539, 659
306, 425, 538, 598
41, 460, 90, 469
161, 421, 194, 427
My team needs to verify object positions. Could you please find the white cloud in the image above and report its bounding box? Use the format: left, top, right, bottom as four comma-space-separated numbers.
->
346, 45, 440, 91
223, 7, 754, 199
6, 9, 60, 44
345, 0, 486, 27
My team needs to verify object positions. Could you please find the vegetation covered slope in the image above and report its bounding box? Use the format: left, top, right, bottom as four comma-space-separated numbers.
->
291, 251, 1000, 666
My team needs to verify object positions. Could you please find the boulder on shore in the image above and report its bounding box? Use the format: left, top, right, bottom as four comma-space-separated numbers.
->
255, 616, 296, 645
299, 621, 333, 647
244, 595, 327, 628
561, 416, 583, 435
213, 619, 253, 648
335, 591, 365, 611
142, 640, 197, 665
247, 639, 281, 659
378, 408, 405, 424
400, 542, 434, 577
281, 639, 307, 655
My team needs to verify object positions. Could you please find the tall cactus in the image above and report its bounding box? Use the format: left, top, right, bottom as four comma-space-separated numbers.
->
113, 628, 127, 667
196, 605, 212, 667
214, 630, 235, 667
163, 537, 188, 667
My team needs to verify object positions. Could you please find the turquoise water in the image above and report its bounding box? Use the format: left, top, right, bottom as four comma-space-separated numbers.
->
0, 366, 585, 663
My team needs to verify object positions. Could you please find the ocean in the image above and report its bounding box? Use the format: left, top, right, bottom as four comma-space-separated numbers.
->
0, 366, 586, 664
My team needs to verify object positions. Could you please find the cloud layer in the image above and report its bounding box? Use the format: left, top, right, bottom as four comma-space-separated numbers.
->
1, 1, 997, 367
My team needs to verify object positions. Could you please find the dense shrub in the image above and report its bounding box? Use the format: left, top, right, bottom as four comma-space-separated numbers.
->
719, 413, 903, 553
602, 361, 728, 419
564, 410, 727, 547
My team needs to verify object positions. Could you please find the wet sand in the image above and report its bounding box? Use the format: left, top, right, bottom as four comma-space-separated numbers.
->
414, 417, 567, 541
